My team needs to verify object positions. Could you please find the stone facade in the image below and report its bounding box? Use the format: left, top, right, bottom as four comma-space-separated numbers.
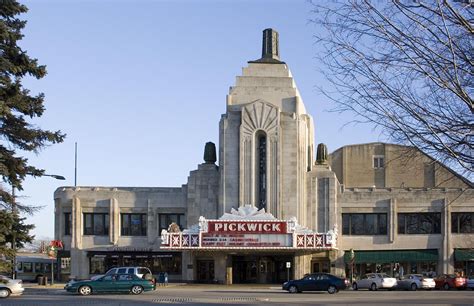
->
54, 29, 473, 283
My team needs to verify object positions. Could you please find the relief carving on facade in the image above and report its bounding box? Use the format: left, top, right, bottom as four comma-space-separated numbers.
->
239, 100, 280, 211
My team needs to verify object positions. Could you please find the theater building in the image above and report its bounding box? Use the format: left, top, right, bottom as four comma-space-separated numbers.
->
54, 29, 474, 283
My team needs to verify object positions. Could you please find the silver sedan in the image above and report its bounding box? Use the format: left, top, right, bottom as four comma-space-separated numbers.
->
0, 275, 24, 298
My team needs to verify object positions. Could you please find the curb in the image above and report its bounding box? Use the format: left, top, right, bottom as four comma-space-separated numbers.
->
24, 288, 65, 295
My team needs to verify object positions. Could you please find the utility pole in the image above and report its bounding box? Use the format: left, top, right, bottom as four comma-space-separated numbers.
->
74, 142, 77, 187
11, 186, 17, 279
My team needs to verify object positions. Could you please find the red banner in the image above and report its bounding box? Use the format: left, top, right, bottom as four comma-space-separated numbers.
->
207, 221, 287, 234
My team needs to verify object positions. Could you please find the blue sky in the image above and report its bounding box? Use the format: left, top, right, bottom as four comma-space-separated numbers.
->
18, 0, 382, 239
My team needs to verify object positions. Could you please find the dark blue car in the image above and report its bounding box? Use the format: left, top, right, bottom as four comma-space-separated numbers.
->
282, 273, 349, 294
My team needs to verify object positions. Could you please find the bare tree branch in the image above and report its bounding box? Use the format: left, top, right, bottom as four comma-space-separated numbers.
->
310, 0, 474, 178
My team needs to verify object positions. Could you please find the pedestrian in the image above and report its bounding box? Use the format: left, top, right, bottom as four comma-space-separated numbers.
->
158, 272, 165, 286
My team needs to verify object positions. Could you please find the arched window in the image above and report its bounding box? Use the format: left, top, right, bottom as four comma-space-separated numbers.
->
256, 131, 267, 210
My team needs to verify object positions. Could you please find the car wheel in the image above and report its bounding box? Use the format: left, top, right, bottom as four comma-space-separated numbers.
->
78, 285, 92, 296
327, 285, 337, 294
352, 283, 358, 290
288, 285, 298, 294
0, 288, 11, 298
370, 283, 377, 291
443, 283, 450, 290
410, 283, 417, 291
131, 285, 144, 295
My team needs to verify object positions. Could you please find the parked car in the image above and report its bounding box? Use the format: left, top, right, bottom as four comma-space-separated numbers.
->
434, 274, 466, 290
65, 273, 155, 295
0, 275, 24, 298
397, 274, 435, 290
91, 267, 153, 281
352, 273, 397, 291
282, 273, 349, 294
467, 275, 474, 290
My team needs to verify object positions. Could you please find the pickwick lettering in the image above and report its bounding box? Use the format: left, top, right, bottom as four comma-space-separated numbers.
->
207, 221, 287, 234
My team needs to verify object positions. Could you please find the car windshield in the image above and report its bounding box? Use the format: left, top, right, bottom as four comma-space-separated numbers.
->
0, 276, 11, 283
380, 274, 390, 278
105, 269, 115, 275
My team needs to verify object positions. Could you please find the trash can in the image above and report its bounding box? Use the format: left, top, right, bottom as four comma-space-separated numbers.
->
43, 276, 48, 286
37, 276, 44, 285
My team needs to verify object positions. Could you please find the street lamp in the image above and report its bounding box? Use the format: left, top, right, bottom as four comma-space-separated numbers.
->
11, 173, 66, 280
42, 174, 66, 180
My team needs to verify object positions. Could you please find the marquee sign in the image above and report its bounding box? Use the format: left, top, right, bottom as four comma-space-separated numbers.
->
161, 205, 338, 250
207, 221, 287, 234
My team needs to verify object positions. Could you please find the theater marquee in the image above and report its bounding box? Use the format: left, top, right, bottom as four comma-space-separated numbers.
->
161, 205, 338, 250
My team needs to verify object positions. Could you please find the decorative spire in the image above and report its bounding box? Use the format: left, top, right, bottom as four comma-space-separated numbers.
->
249, 28, 285, 64
262, 28, 279, 60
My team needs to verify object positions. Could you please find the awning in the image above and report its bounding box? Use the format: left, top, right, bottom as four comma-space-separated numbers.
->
454, 249, 474, 261
57, 250, 70, 257
344, 249, 438, 264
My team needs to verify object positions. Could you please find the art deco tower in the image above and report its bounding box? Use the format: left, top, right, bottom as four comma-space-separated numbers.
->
219, 29, 315, 223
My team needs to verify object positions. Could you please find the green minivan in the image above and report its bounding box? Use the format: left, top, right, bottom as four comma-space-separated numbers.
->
65, 274, 156, 295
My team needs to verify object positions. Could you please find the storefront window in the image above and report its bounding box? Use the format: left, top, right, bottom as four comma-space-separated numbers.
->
451, 212, 474, 233
61, 258, 71, 273
152, 253, 182, 274
347, 261, 438, 280
88, 252, 182, 275
121, 213, 147, 236
454, 261, 466, 277
342, 213, 387, 235
90, 256, 106, 274
398, 213, 441, 234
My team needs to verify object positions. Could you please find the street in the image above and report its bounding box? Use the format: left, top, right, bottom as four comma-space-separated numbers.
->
0, 285, 473, 306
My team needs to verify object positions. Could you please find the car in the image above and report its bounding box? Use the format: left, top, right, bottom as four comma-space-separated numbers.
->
282, 273, 349, 294
352, 273, 397, 291
467, 275, 474, 290
65, 273, 155, 295
90, 266, 153, 281
0, 275, 24, 298
396, 274, 435, 290
434, 274, 466, 290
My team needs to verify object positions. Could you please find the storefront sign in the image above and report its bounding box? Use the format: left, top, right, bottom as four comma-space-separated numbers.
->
207, 221, 287, 234
107, 247, 153, 252
201, 233, 291, 247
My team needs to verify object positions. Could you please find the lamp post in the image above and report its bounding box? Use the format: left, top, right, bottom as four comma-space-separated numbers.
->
11, 173, 66, 280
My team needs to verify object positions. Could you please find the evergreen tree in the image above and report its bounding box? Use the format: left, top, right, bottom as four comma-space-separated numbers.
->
0, 210, 33, 273
0, 1, 64, 210
0, 0, 65, 270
